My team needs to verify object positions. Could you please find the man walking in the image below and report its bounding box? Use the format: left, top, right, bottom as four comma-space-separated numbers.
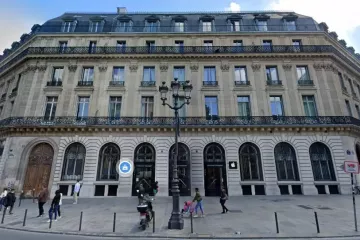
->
73, 180, 81, 204
4, 189, 16, 215
37, 186, 49, 217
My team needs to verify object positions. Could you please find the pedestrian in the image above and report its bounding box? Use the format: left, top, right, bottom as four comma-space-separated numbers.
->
0, 188, 8, 212
37, 186, 49, 217
137, 184, 145, 204
4, 189, 16, 215
220, 188, 229, 213
152, 181, 159, 196
57, 190, 62, 219
192, 188, 204, 217
73, 180, 81, 204
47, 190, 61, 222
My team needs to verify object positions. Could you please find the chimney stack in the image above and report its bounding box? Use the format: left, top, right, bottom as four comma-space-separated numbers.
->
117, 7, 127, 14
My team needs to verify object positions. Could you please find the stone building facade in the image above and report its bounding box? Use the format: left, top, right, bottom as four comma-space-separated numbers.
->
0, 8, 360, 198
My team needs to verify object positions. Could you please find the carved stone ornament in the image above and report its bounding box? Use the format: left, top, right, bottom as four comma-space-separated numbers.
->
313, 63, 323, 71
282, 64, 292, 71
98, 65, 108, 72
190, 64, 199, 72
323, 64, 333, 71
129, 64, 138, 72
25, 64, 38, 72
220, 63, 230, 72
37, 65, 47, 72
251, 63, 261, 72
159, 64, 169, 72
68, 65, 78, 72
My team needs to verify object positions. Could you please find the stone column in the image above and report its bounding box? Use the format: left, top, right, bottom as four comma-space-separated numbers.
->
282, 62, 300, 115
63, 63, 79, 116
220, 61, 233, 116
127, 61, 139, 116
189, 62, 200, 116
251, 62, 267, 115
314, 62, 333, 115
22, 64, 39, 116
29, 64, 48, 115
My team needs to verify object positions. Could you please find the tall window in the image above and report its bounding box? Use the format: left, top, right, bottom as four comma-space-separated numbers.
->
234, 66, 247, 84
356, 105, 360, 119
345, 100, 353, 116
270, 96, 284, 116
52, 67, 64, 82
239, 143, 263, 181
257, 20, 268, 31
59, 41, 68, 53
284, 20, 296, 31
205, 96, 218, 120
109, 97, 122, 118
310, 142, 336, 181
302, 96, 318, 117
112, 67, 125, 82
237, 96, 251, 117
89, 41, 97, 53
143, 67, 155, 82
202, 21, 212, 32
174, 22, 185, 32
62, 21, 76, 32
116, 41, 126, 53
141, 97, 154, 118
82, 67, 94, 82
173, 67, 185, 82
175, 40, 184, 53
274, 142, 299, 181
204, 40, 213, 53
61, 143, 86, 181
77, 97, 90, 119
231, 21, 241, 31
204, 67, 216, 83
296, 66, 310, 80
44, 97, 58, 121
146, 40, 155, 53
97, 143, 121, 181
266, 66, 279, 83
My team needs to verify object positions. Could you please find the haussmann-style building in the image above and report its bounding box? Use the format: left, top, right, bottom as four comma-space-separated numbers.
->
0, 7, 360, 198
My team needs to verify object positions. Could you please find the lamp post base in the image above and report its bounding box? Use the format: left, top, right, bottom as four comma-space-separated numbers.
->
168, 212, 184, 230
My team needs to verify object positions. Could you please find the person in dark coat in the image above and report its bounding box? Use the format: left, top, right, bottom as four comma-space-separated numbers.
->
137, 184, 145, 204
220, 188, 229, 214
47, 190, 61, 222
4, 189, 16, 214
152, 181, 159, 196
37, 186, 49, 217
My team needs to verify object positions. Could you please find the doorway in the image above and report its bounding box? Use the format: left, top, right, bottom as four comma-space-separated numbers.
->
169, 143, 191, 196
23, 143, 54, 196
203, 143, 227, 196
132, 143, 156, 196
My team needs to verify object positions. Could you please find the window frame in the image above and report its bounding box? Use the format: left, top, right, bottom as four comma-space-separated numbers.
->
44, 96, 58, 121
269, 95, 285, 116
108, 96, 122, 119
237, 96, 251, 117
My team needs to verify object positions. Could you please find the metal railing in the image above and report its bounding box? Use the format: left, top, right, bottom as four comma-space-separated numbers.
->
109, 81, 125, 86
0, 116, 358, 128
77, 81, 93, 87
235, 81, 250, 86
203, 81, 218, 86
46, 81, 62, 87
267, 80, 283, 86
140, 81, 156, 87
298, 80, 314, 86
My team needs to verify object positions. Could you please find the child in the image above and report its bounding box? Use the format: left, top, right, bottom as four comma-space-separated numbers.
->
181, 200, 193, 215
0, 188, 8, 211
192, 188, 204, 217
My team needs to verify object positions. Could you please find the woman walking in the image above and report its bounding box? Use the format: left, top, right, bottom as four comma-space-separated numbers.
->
192, 188, 204, 217
220, 188, 229, 213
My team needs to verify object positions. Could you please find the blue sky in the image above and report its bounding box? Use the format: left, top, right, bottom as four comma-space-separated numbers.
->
0, 0, 359, 53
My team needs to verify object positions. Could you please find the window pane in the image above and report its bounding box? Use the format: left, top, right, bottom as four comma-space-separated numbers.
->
174, 67, 185, 82
235, 67, 247, 82
77, 97, 90, 118
141, 97, 154, 117
204, 67, 216, 82
143, 67, 155, 82
302, 96, 317, 116
53, 68, 63, 82
113, 67, 124, 82
237, 96, 250, 117
109, 97, 122, 118
257, 21, 267, 31
270, 96, 284, 116
83, 68, 94, 82
205, 96, 218, 119
297, 66, 310, 80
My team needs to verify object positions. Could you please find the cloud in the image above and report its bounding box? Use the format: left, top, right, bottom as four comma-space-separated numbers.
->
225, 2, 241, 12
267, 0, 360, 52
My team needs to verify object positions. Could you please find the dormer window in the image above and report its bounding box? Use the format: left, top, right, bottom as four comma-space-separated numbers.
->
202, 21, 212, 32
284, 20, 296, 31
257, 20, 267, 31
144, 15, 160, 32
174, 22, 185, 32
62, 20, 77, 32
116, 20, 132, 32
89, 21, 101, 32
231, 21, 241, 31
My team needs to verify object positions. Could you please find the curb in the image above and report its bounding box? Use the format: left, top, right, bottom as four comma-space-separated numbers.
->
1, 226, 360, 239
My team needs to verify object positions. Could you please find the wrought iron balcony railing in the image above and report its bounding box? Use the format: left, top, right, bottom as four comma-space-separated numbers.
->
235, 81, 251, 86
203, 81, 218, 86
140, 81, 156, 87
298, 80, 314, 86
77, 81, 93, 87
46, 81, 62, 87
0, 116, 358, 128
267, 80, 283, 86
109, 81, 125, 87
1, 45, 360, 77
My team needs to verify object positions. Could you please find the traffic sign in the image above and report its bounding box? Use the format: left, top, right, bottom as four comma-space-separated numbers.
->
116, 158, 134, 177
344, 161, 359, 174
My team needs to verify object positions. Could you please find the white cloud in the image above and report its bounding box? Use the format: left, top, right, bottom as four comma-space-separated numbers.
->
267, 0, 360, 52
225, 2, 241, 12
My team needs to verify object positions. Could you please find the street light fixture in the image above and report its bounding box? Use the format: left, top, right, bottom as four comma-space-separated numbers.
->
159, 78, 193, 230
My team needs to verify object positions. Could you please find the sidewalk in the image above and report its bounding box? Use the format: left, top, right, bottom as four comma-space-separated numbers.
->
1, 195, 360, 239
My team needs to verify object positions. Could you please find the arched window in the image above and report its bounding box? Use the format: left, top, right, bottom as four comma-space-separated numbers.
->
239, 143, 263, 181
169, 143, 191, 196
204, 143, 225, 163
169, 143, 190, 163
61, 143, 86, 181
274, 142, 299, 181
97, 143, 121, 181
135, 143, 155, 163
310, 142, 336, 181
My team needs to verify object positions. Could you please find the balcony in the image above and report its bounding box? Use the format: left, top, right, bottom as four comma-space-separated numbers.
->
77, 81, 93, 87
109, 81, 125, 87
234, 81, 250, 86
266, 80, 283, 86
140, 81, 156, 87
46, 81, 62, 87
203, 81, 218, 86
298, 80, 314, 86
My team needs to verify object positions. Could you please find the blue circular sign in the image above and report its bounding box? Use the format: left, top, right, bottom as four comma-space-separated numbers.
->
116, 158, 133, 177
119, 162, 131, 174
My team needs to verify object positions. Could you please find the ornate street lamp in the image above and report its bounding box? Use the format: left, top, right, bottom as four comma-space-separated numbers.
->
159, 78, 193, 230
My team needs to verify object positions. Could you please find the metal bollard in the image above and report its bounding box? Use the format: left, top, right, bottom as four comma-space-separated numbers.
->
48, 218, 52, 229
190, 211, 194, 234
113, 212, 116, 233
79, 211, 83, 231
152, 211, 155, 233
314, 212, 320, 233
1, 208, 6, 224
274, 212, 279, 234
23, 209, 27, 227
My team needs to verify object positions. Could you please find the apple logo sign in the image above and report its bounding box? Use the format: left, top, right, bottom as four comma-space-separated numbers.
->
229, 161, 237, 169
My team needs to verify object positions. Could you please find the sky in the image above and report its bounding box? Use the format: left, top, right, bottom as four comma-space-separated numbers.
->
0, 0, 359, 53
